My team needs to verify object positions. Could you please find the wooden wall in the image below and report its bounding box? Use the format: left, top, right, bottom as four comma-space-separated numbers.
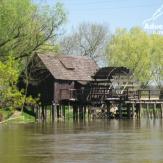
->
54, 80, 75, 104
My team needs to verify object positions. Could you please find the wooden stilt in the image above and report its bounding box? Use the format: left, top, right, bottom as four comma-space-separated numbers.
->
146, 103, 149, 118
51, 104, 54, 121
73, 104, 77, 121
52, 102, 57, 122
153, 103, 156, 118
36, 106, 39, 120
84, 105, 86, 120
132, 103, 135, 118
88, 106, 91, 120
79, 105, 83, 120
41, 106, 45, 121
127, 104, 131, 119
107, 103, 111, 119
57, 105, 60, 119
135, 104, 140, 119
118, 103, 122, 119
68, 103, 70, 120
160, 104, 162, 118
62, 105, 65, 119
161, 104, 163, 118
140, 103, 143, 118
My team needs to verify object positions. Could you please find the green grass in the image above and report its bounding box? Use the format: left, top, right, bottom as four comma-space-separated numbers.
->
14, 112, 35, 123
0, 109, 35, 123
0, 108, 14, 120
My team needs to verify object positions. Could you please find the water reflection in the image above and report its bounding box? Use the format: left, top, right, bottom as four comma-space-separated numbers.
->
0, 119, 163, 163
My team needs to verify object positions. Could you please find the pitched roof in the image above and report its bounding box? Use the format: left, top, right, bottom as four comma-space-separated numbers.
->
38, 53, 98, 81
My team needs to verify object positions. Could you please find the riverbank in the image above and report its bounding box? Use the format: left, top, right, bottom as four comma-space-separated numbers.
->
0, 109, 35, 124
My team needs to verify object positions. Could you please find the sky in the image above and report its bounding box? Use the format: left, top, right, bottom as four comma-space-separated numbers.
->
36, 0, 163, 33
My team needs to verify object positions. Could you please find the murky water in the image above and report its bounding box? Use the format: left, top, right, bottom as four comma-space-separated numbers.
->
0, 119, 163, 163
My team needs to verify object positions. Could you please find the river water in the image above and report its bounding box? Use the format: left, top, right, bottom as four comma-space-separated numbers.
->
0, 119, 163, 163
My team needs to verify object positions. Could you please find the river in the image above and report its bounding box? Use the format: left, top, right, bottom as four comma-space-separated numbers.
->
0, 119, 163, 163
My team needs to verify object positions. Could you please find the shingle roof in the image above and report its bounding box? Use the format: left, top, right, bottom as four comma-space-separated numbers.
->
38, 53, 98, 81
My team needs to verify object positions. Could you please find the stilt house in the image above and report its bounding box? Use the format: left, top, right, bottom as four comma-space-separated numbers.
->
26, 53, 98, 106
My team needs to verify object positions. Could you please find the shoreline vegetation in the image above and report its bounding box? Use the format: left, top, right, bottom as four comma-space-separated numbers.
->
0, 110, 35, 124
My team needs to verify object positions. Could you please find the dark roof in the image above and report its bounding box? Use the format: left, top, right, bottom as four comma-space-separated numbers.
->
38, 53, 98, 81
93, 67, 132, 79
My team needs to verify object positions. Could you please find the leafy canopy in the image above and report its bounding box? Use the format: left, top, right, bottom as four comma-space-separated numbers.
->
0, 57, 37, 110
0, 0, 66, 61
106, 27, 163, 87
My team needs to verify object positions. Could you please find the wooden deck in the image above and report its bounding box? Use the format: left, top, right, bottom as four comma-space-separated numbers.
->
59, 88, 163, 103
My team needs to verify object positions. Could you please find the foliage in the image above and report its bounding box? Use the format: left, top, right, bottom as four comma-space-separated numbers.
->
0, 0, 66, 114
0, 0, 66, 61
0, 56, 38, 110
106, 27, 163, 87
150, 34, 163, 87
60, 23, 109, 63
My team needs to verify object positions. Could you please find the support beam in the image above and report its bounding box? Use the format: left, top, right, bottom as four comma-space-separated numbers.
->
118, 103, 122, 119
153, 103, 156, 118
127, 104, 131, 119
161, 104, 163, 118
132, 103, 135, 118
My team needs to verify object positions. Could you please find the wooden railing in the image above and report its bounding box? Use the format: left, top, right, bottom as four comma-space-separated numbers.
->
59, 88, 163, 102
137, 89, 161, 100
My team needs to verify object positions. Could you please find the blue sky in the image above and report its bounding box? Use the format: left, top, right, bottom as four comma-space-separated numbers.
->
37, 0, 163, 33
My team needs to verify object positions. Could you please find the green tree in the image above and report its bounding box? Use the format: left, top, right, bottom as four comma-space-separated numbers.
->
0, 56, 37, 110
106, 27, 163, 87
0, 0, 66, 61
150, 34, 163, 88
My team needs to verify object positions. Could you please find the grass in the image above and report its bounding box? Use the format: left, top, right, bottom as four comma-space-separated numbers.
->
0, 108, 14, 120
13, 112, 35, 123
0, 109, 35, 124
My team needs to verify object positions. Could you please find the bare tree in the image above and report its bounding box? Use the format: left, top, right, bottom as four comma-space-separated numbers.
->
60, 23, 109, 63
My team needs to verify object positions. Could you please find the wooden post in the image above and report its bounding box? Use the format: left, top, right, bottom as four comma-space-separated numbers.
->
79, 105, 84, 120
161, 104, 163, 118
147, 103, 150, 118
52, 102, 57, 122
118, 102, 122, 119
153, 103, 156, 118
132, 103, 135, 118
107, 103, 111, 119
73, 104, 77, 121
140, 103, 143, 118
127, 104, 131, 119
160, 104, 162, 118
51, 104, 54, 122
45, 106, 47, 121
88, 106, 91, 120
41, 106, 45, 121
84, 105, 86, 120
63, 105, 65, 119
68, 102, 70, 120
57, 105, 60, 118
38, 107, 40, 120
35, 106, 39, 120
135, 104, 139, 119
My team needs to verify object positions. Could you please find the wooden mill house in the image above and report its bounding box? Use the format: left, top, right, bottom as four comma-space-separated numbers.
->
24, 53, 163, 120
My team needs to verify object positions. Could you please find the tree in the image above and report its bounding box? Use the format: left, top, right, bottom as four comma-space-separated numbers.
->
0, 0, 66, 61
106, 27, 160, 87
150, 34, 163, 88
60, 23, 109, 63
0, 56, 37, 110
